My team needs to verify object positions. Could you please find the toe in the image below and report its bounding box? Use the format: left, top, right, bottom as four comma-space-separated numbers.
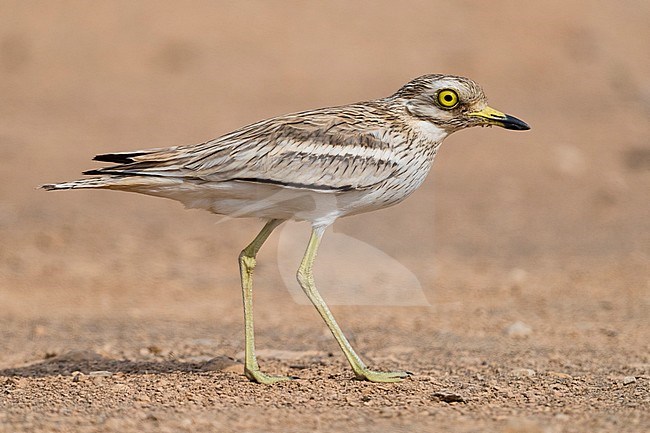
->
245, 368, 293, 385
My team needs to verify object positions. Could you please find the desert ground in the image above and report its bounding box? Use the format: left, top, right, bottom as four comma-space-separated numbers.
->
0, 1, 648, 432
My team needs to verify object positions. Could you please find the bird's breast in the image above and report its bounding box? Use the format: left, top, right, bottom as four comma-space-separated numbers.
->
342, 137, 442, 216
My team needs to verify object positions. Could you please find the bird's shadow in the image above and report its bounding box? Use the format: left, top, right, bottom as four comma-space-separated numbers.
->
0, 351, 238, 378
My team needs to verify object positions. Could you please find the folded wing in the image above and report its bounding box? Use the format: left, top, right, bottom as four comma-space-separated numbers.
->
86, 107, 402, 192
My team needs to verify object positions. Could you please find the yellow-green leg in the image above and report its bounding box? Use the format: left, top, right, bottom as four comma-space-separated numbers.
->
297, 225, 409, 383
239, 218, 288, 384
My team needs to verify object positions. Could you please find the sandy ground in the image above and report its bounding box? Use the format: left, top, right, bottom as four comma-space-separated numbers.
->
1, 1, 649, 432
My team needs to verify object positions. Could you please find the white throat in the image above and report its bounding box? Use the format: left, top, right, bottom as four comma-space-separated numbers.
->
413, 120, 449, 144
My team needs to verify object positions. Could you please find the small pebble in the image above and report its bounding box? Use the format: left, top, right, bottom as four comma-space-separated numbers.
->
201, 356, 241, 373
89, 371, 113, 383
510, 368, 536, 378
622, 376, 636, 385
431, 392, 466, 403
548, 371, 573, 380
88, 371, 114, 377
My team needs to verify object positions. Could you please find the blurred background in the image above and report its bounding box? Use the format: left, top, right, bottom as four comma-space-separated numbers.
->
0, 1, 648, 333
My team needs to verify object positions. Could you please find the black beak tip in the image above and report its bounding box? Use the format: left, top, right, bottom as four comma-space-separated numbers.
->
502, 114, 531, 131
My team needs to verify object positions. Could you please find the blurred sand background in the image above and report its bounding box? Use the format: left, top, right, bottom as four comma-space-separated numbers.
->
0, 1, 648, 432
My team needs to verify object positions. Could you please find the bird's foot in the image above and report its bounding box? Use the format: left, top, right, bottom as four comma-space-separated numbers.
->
354, 368, 410, 383
245, 367, 293, 385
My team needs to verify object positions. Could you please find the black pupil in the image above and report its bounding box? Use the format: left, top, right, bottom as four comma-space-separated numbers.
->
444, 94, 453, 102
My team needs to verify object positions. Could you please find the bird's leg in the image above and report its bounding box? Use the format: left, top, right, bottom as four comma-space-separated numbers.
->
238, 218, 288, 384
297, 226, 409, 383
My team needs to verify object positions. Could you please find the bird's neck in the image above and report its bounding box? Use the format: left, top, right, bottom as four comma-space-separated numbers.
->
411, 120, 449, 145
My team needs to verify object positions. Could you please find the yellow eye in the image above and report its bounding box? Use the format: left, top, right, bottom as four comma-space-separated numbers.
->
437, 89, 459, 108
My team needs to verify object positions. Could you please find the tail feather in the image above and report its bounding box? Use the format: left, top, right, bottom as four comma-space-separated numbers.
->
40, 175, 179, 191
93, 151, 149, 164
40, 176, 121, 191
41, 146, 188, 191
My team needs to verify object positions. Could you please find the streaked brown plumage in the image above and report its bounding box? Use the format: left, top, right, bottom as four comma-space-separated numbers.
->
42, 74, 530, 384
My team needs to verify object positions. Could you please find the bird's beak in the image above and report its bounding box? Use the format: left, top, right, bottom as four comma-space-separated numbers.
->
468, 106, 530, 131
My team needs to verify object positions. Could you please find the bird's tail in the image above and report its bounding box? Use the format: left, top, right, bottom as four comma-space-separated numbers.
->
40, 175, 173, 191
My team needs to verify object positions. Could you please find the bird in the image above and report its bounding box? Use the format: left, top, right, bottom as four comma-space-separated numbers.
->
41, 74, 530, 384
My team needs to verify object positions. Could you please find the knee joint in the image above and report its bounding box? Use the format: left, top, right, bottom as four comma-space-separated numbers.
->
239, 252, 256, 272
296, 267, 313, 287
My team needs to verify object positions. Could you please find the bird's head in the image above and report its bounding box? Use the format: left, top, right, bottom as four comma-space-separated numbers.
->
393, 74, 530, 134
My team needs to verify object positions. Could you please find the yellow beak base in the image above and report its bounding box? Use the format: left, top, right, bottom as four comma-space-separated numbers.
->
469, 106, 530, 130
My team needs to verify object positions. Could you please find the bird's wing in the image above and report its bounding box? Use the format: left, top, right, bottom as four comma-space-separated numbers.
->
87, 106, 404, 191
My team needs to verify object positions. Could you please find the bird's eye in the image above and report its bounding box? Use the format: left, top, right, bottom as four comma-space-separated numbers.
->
437, 89, 459, 109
